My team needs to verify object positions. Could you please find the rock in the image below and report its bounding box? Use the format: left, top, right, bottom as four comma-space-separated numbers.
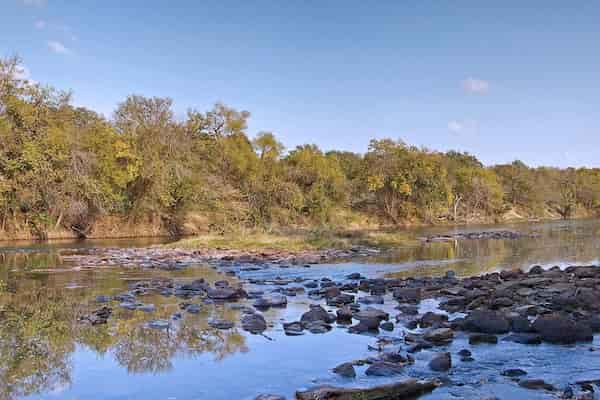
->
502, 333, 542, 345
463, 310, 510, 334
255, 395, 285, 400
336, 306, 353, 323
207, 287, 245, 301
295, 379, 438, 400
242, 313, 267, 334
518, 379, 555, 391
301, 305, 336, 326
147, 320, 170, 329
283, 321, 304, 336
396, 304, 419, 315
185, 304, 202, 314
532, 315, 593, 344
327, 294, 354, 306
332, 362, 356, 378
306, 321, 332, 334
348, 317, 380, 334
119, 301, 141, 310
424, 328, 454, 344
136, 303, 156, 313
393, 287, 421, 303
346, 272, 363, 280
365, 361, 405, 376
354, 307, 389, 322
429, 352, 451, 372
469, 333, 498, 345
457, 349, 471, 357
419, 312, 449, 328
380, 321, 394, 331
502, 369, 528, 377
81, 306, 112, 325
253, 294, 287, 309
95, 295, 112, 303
208, 319, 234, 329
510, 316, 533, 333
358, 295, 384, 305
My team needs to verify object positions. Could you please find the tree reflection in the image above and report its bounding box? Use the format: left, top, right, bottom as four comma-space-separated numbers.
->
0, 270, 250, 399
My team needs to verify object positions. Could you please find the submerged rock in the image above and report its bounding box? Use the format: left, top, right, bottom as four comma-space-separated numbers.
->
502, 333, 542, 345
502, 369, 528, 377
283, 321, 304, 336
429, 352, 452, 372
469, 333, 498, 345
296, 379, 438, 400
424, 328, 454, 344
147, 320, 170, 329
365, 361, 405, 376
209, 319, 234, 330
242, 313, 267, 334
255, 395, 286, 400
518, 379, 555, 391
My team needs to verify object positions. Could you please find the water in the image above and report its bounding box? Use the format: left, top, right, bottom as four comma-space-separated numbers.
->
0, 219, 599, 400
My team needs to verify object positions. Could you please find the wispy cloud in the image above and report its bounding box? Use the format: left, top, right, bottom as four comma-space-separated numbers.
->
448, 119, 481, 138
462, 77, 490, 94
20, 0, 47, 6
34, 19, 46, 29
47, 40, 71, 55
448, 121, 463, 134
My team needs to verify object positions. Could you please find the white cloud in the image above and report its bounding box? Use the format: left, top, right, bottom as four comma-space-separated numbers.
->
47, 40, 71, 54
20, 0, 46, 6
462, 77, 490, 94
34, 20, 46, 29
448, 121, 463, 134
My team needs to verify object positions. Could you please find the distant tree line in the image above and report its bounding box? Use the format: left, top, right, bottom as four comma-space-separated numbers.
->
1, 57, 599, 238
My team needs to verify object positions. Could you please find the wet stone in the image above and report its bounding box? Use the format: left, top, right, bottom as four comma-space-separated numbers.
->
365, 361, 404, 376
429, 352, 452, 372
332, 362, 356, 378
209, 319, 234, 330
147, 320, 170, 329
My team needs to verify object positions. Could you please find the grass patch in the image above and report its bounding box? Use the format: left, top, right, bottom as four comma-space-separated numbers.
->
165, 229, 419, 252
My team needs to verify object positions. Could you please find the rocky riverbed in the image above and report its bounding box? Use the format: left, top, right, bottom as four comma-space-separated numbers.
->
59, 245, 383, 270
78, 251, 600, 400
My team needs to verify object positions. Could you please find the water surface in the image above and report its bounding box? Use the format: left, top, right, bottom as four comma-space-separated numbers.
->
1, 219, 599, 400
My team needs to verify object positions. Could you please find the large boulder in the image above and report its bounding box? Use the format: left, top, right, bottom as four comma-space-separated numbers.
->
532, 314, 593, 344
462, 310, 510, 334
300, 305, 336, 326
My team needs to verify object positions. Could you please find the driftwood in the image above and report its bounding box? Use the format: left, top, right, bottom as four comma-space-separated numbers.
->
295, 379, 439, 400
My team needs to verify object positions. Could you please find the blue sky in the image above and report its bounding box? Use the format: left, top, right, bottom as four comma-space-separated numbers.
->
2, 1, 599, 167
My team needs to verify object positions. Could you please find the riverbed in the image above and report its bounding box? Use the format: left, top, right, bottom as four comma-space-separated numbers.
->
1, 219, 599, 400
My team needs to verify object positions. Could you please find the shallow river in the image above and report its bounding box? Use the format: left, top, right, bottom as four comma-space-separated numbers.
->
1, 219, 599, 400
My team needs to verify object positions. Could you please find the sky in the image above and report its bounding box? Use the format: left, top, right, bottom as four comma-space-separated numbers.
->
1, 0, 599, 167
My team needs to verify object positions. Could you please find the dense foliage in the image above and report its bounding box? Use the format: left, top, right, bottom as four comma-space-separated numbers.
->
1, 57, 599, 238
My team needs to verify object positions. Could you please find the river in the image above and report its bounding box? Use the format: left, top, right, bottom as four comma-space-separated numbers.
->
0, 219, 599, 400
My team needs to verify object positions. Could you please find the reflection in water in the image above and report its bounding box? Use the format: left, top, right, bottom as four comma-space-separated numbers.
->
0, 260, 249, 399
0, 220, 598, 399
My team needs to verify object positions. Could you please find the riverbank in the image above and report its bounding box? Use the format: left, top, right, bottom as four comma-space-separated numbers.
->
0, 204, 580, 243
